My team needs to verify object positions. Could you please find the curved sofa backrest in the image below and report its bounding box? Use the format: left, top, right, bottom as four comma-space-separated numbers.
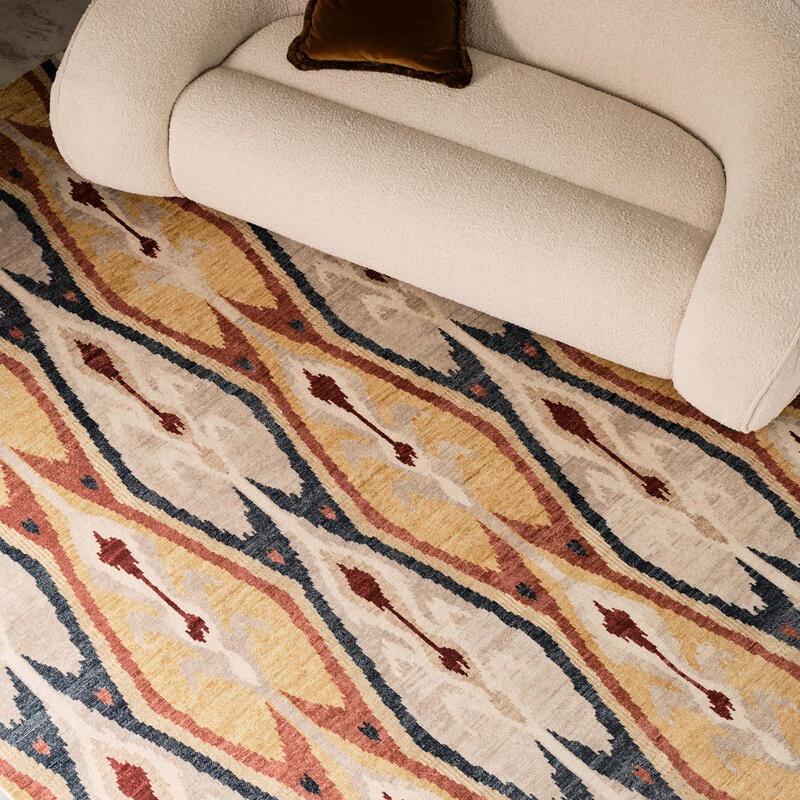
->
467, 0, 800, 162
52, 0, 308, 196
467, 0, 800, 430
55, 0, 800, 197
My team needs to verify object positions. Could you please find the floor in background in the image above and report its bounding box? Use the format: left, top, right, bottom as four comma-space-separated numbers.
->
0, 0, 89, 86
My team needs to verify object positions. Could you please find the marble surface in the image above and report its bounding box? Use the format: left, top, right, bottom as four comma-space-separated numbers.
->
0, 0, 90, 86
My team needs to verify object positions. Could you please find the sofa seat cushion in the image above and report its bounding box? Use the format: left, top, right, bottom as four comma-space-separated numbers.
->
168, 19, 724, 378
224, 16, 725, 233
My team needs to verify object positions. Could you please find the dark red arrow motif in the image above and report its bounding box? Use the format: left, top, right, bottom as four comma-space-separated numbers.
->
75, 341, 184, 434
544, 400, 670, 499
305, 370, 416, 466
339, 564, 467, 675
595, 602, 733, 719
95, 533, 209, 642
69, 178, 159, 257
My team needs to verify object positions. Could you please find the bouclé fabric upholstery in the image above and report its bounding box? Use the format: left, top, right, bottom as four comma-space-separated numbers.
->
51, 0, 800, 431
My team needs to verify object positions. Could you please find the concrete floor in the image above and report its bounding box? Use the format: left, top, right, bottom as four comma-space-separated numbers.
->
0, 0, 90, 86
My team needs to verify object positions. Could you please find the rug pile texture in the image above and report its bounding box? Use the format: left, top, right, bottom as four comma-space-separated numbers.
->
1, 63, 800, 800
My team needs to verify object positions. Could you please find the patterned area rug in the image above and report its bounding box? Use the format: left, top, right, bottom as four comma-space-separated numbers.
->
1, 62, 800, 800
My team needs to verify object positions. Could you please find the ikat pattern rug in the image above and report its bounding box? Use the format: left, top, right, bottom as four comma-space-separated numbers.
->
1, 62, 800, 800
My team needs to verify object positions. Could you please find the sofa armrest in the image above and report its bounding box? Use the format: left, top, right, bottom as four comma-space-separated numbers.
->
51, 0, 303, 195
673, 93, 800, 431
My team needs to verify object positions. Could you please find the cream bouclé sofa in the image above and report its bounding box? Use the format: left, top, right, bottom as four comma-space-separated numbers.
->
51, 0, 800, 431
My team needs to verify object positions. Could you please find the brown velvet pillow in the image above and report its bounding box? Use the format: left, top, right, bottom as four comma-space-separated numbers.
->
287, 0, 472, 89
